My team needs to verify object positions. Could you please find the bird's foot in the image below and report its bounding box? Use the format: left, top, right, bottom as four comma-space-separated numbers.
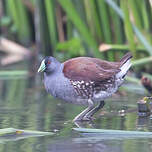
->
73, 116, 83, 122
73, 116, 95, 122
82, 116, 95, 121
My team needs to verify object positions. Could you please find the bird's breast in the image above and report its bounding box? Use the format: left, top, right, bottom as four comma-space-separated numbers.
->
44, 72, 79, 103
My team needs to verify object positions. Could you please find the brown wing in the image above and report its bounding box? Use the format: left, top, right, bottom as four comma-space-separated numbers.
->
63, 57, 120, 82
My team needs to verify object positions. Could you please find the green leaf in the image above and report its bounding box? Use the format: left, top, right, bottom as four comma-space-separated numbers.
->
6, 0, 31, 43
105, 0, 152, 56
45, 0, 58, 51
73, 128, 152, 136
97, 0, 111, 43
83, 0, 103, 41
0, 128, 54, 143
58, 0, 101, 57
128, 0, 142, 30
132, 56, 152, 67
56, 38, 85, 56
121, 0, 136, 56
99, 44, 144, 52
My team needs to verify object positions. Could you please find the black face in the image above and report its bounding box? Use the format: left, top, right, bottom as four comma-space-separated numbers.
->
44, 57, 52, 72
38, 56, 60, 73
44, 57, 51, 65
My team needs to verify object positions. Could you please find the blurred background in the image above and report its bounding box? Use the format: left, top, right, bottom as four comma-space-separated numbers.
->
0, 0, 152, 151
1, 0, 152, 66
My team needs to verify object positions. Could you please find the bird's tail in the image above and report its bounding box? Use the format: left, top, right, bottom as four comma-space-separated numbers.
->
116, 52, 132, 79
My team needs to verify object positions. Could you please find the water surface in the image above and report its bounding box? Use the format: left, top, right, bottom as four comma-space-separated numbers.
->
0, 75, 152, 152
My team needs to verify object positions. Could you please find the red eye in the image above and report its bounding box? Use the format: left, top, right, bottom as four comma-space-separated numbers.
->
47, 61, 51, 64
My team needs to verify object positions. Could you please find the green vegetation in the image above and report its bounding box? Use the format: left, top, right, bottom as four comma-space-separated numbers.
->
73, 127, 152, 136
0, 0, 152, 62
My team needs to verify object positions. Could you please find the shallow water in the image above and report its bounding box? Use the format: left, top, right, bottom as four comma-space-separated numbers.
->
0, 75, 152, 152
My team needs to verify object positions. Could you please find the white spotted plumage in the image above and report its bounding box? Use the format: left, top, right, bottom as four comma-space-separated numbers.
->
70, 80, 95, 98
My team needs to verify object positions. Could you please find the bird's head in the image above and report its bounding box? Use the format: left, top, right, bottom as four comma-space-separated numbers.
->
38, 56, 61, 73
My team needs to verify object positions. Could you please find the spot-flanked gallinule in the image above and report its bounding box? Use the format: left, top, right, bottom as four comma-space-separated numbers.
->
38, 52, 132, 121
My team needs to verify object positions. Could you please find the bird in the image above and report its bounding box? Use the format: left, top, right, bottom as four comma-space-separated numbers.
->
38, 52, 132, 121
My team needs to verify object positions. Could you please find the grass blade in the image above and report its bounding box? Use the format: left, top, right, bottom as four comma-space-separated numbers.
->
132, 56, 152, 67
120, 0, 136, 57
73, 128, 152, 136
141, 0, 149, 30
0, 128, 54, 143
128, 0, 142, 30
97, 0, 111, 43
6, 0, 31, 44
97, 0, 114, 60
83, 0, 103, 42
99, 44, 144, 52
44, 0, 58, 51
58, 0, 101, 57
109, 0, 123, 44
105, 0, 152, 56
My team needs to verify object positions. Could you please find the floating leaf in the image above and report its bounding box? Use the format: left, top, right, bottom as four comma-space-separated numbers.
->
0, 128, 54, 136
0, 128, 54, 143
73, 128, 152, 137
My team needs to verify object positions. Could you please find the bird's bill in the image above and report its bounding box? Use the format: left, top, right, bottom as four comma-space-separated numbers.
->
38, 60, 46, 72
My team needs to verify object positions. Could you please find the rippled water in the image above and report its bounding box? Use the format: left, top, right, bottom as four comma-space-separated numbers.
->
0, 75, 152, 152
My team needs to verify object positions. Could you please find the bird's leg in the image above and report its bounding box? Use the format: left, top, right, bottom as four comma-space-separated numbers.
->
73, 99, 94, 122
84, 100, 105, 120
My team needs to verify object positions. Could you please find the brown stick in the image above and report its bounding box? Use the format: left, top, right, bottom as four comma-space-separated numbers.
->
0, 37, 31, 56
1, 55, 24, 66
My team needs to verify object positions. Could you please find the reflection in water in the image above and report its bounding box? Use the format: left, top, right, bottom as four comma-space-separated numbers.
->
0, 76, 152, 152
74, 120, 96, 128
137, 117, 149, 128
136, 116, 152, 132
47, 136, 152, 152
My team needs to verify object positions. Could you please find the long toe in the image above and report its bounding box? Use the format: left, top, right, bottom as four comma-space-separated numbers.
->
83, 116, 95, 121
73, 115, 85, 122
